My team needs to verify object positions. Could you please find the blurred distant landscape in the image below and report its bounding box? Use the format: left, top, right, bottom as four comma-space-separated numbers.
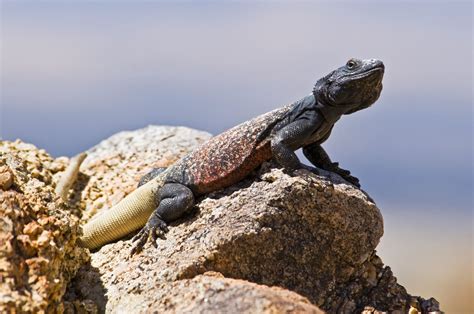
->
1, 2, 472, 312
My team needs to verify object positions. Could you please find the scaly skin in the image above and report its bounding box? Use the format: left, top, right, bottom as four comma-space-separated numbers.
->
78, 170, 168, 249
79, 58, 385, 252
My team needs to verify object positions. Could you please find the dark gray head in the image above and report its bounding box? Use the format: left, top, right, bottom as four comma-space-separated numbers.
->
313, 58, 384, 115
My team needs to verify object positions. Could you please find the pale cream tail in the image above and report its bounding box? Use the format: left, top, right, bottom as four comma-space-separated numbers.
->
78, 178, 163, 250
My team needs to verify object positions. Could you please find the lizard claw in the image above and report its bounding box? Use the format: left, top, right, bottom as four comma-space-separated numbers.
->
334, 168, 360, 187
330, 162, 350, 176
130, 213, 169, 256
343, 174, 361, 188
328, 163, 361, 188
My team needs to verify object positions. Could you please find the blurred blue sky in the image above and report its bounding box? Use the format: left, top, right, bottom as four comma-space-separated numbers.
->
1, 1, 472, 311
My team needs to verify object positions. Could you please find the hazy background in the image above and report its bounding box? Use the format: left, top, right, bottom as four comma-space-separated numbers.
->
1, 1, 472, 312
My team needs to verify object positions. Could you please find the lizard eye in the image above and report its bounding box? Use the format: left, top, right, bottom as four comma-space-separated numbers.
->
346, 59, 357, 69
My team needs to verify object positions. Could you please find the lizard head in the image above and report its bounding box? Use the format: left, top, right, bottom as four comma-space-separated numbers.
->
313, 58, 384, 115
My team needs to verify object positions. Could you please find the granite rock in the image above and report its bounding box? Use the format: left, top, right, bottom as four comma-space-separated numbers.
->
0, 126, 441, 313
67, 126, 440, 313
0, 140, 88, 313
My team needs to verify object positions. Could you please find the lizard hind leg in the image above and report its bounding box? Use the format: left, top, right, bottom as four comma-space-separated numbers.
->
137, 167, 168, 187
130, 183, 195, 255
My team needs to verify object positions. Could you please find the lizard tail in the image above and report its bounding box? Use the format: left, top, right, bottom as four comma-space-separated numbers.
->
78, 177, 165, 250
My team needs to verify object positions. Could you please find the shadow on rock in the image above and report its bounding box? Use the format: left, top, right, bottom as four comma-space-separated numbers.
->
64, 262, 107, 313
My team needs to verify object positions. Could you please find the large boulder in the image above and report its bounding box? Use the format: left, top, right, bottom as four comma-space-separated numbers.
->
66, 126, 440, 313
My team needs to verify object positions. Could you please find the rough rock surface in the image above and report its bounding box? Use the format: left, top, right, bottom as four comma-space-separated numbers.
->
0, 140, 88, 313
66, 126, 440, 313
0, 126, 440, 313
160, 272, 323, 314
68, 271, 323, 313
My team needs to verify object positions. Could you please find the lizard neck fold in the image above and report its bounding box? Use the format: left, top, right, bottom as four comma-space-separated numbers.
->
313, 95, 346, 124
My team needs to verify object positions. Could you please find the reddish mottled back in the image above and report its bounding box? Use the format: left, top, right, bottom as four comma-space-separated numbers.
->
180, 104, 293, 194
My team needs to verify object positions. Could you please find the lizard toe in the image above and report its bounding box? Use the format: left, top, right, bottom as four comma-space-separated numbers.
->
130, 231, 149, 256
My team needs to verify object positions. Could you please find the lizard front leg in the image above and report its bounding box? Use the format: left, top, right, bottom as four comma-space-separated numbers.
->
271, 118, 322, 172
303, 142, 360, 187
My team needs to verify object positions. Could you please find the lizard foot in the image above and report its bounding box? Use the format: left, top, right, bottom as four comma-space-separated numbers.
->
130, 213, 169, 256
329, 162, 361, 188
340, 173, 360, 188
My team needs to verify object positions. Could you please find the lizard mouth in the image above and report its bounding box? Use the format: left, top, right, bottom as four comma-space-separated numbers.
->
349, 66, 384, 81
357, 67, 384, 78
